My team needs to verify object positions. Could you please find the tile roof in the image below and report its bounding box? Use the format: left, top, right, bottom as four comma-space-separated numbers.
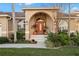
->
0, 12, 25, 17
0, 11, 79, 19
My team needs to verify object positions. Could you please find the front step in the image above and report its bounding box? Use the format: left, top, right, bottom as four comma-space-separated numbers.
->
30, 35, 47, 42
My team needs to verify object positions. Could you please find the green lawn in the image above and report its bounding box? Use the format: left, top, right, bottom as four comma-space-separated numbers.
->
0, 47, 79, 56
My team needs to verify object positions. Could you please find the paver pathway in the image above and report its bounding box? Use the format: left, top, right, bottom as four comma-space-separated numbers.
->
0, 42, 46, 48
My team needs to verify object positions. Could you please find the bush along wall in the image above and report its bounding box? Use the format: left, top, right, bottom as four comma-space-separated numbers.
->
17, 31, 25, 40
10, 31, 25, 42
70, 32, 79, 46
46, 31, 79, 47
0, 37, 9, 44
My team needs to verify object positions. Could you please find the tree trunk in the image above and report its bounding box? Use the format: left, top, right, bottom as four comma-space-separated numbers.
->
12, 3, 17, 42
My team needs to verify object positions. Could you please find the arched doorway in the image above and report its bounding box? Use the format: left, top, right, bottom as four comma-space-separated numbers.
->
29, 12, 53, 35
32, 18, 46, 35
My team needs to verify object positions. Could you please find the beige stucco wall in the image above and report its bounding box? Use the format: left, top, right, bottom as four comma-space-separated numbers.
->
0, 16, 9, 37
70, 19, 77, 32
69, 18, 79, 33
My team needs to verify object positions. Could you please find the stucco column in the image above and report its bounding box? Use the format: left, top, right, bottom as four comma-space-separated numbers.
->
52, 11, 58, 33
25, 17, 30, 40
51, 15, 56, 33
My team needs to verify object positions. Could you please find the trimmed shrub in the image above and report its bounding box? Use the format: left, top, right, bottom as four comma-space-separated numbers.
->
47, 32, 61, 47
58, 32, 69, 46
75, 32, 79, 46
17, 31, 25, 40
71, 32, 79, 46
69, 33, 77, 46
45, 40, 54, 48
10, 31, 25, 42
46, 32, 70, 47
46, 31, 79, 47
69, 32, 79, 46
0, 37, 9, 44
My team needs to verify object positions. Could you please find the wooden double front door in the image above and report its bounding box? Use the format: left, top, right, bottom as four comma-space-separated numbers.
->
33, 18, 47, 35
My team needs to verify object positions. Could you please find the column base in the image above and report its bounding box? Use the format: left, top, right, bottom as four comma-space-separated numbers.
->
25, 31, 30, 40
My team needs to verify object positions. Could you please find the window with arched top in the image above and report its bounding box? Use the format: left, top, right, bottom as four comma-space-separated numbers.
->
59, 20, 68, 31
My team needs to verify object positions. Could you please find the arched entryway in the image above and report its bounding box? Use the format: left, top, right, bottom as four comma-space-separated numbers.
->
29, 12, 53, 35
24, 7, 59, 42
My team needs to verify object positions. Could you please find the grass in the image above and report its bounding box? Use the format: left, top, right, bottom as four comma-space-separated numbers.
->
0, 47, 79, 56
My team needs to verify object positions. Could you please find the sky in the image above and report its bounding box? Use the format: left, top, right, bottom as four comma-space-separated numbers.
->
0, 3, 79, 13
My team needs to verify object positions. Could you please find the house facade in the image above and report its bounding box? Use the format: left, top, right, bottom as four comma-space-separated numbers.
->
0, 14, 11, 37
0, 7, 79, 42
